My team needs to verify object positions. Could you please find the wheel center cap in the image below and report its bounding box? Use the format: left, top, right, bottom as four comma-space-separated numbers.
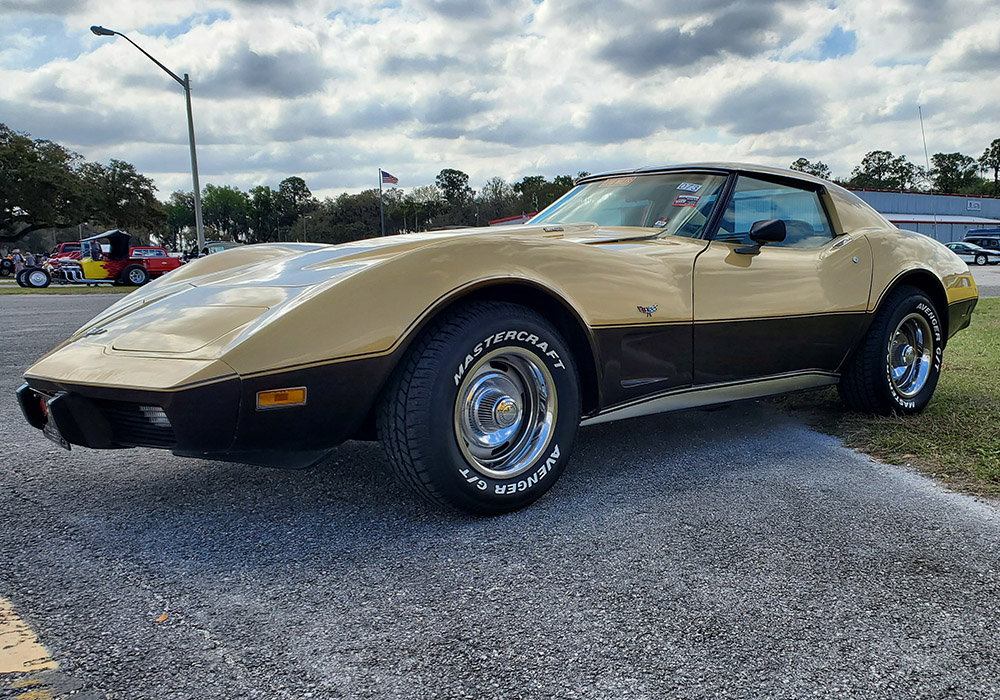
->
493, 397, 519, 428
902, 345, 915, 365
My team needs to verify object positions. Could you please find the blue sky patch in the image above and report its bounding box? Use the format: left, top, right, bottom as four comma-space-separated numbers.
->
818, 25, 857, 60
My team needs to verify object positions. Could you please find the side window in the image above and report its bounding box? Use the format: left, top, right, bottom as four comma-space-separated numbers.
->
715, 176, 835, 249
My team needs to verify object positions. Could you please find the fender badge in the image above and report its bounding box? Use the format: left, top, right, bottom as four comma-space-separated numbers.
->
83, 327, 108, 337
637, 304, 658, 317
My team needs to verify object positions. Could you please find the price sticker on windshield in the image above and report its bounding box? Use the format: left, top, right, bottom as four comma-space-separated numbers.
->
672, 194, 701, 207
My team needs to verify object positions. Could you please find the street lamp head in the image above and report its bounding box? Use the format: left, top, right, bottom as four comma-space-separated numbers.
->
90, 25, 117, 37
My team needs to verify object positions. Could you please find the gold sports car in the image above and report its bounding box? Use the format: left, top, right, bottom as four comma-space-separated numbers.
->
17, 163, 979, 513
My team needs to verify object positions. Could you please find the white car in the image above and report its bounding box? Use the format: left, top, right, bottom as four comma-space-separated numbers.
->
946, 242, 1000, 266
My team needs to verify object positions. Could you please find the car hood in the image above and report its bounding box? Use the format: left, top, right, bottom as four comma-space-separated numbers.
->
80, 223, 655, 301
28, 222, 678, 386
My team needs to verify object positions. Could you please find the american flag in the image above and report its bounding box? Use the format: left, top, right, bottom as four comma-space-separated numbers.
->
380, 170, 399, 185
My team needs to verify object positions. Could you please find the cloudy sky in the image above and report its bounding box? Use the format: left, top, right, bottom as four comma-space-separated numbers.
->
1, 0, 998, 200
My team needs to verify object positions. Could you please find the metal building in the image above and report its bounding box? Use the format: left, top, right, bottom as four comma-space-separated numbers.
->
849, 189, 1000, 242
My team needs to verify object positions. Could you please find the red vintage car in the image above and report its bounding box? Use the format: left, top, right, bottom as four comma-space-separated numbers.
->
19, 230, 184, 288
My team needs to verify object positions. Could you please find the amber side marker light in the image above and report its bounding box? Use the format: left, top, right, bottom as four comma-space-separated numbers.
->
256, 387, 307, 410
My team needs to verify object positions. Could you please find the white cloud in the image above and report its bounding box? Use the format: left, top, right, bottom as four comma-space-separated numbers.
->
0, 0, 998, 199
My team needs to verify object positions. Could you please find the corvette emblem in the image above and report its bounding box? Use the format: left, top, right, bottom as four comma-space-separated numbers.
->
637, 304, 658, 317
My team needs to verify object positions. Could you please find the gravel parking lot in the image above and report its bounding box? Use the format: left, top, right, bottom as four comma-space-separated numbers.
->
3, 294, 1000, 699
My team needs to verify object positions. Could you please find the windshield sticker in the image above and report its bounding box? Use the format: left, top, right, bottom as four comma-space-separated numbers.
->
653, 218, 670, 228
599, 177, 636, 187
677, 182, 702, 192
672, 194, 701, 207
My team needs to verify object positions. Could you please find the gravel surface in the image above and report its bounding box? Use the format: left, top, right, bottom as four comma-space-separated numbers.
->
3, 294, 1000, 700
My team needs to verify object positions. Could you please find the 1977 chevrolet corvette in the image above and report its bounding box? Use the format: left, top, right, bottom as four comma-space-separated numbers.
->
17, 163, 979, 513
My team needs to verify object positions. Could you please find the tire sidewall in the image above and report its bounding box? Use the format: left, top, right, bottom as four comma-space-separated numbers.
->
26, 268, 50, 288
880, 291, 943, 414
976, 254, 987, 266
125, 266, 148, 285
420, 310, 580, 513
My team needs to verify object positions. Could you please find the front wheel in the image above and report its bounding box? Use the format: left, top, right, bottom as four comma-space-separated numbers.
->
838, 285, 943, 415
25, 268, 51, 288
975, 254, 988, 266
377, 301, 581, 514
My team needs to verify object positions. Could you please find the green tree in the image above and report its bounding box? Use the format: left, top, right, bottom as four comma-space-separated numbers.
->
930, 152, 982, 193
201, 184, 249, 240
402, 185, 445, 231
435, 168, 475, 207
79, 159, 165, 239
476, 176, 515, 223
0, 123, 89, 243
789, 157, 832, 179
512, 174, 575, 213
848, 151, 925, 190
163, 190, 194, 250
979, 139, 1000, 196
248, 185, 280, 243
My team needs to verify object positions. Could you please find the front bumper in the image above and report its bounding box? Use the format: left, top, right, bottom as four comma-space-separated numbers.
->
18, 353, 393, 469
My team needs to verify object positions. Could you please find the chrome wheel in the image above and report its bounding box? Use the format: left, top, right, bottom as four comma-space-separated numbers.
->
27, 270, 48, 287
128, 268, 147, 284
454, 347, 557, 479
888, 313, 934, 398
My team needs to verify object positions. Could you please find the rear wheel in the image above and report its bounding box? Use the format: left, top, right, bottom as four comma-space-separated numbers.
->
121, 265, 149, 286
838, 285, 942, 415
0, 259, 12, 276
975, 254, 988, 266
377, 301, 580, 514
15, 269, 29, 287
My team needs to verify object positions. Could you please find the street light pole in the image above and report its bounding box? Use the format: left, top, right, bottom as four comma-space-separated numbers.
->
90, 25, 206, 253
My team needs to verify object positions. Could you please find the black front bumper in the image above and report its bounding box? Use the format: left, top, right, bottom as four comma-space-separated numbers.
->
17, 354, 392, 469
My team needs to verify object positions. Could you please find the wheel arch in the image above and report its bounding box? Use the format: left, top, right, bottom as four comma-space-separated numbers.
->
874, 268, 950, 346
354, 279, 602, 440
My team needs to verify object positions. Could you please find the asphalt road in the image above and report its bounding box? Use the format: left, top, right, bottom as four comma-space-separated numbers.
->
3, 295, 1000, 700
970, 263, 1000, 298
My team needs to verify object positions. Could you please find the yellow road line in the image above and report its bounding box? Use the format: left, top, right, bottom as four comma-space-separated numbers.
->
0, 597, 57, 675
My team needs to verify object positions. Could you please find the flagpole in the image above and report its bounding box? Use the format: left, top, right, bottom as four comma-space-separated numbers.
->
379, 169, 385, 237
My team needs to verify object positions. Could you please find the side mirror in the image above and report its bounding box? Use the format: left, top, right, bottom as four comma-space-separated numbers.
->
736, 219, 786, 255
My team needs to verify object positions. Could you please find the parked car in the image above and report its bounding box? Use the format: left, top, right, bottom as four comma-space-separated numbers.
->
963, 229, 1000, 252
184, 240, 243, 260
49, 242, 82, 260
945, 241, 1000, 266
17, 163, 978, 513
20, 230, 184, 288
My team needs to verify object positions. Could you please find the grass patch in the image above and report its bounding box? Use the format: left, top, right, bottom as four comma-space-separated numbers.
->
0, 284, 129, 295
775, 297, 1000, 496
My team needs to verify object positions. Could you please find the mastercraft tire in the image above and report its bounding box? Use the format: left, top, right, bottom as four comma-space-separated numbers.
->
377, 301, 581, 514
838, 285, 943, 415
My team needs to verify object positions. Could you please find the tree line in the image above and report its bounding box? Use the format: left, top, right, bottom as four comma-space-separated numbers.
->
790, 138, 1000, 195
4, 120, 1000, 251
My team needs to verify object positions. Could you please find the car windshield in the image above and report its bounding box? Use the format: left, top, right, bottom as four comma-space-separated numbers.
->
530, 172, 729, 239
